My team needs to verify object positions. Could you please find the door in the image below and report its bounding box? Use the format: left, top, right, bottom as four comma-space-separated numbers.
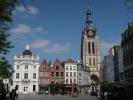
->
23, 86, 28, 94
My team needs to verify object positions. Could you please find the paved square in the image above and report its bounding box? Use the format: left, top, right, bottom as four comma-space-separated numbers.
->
16, 94, 98, 100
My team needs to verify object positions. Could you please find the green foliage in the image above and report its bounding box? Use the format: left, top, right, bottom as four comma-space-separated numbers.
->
0, 0, 20, 78
0, 57, 13, 78
61, 61, 65, 67
101, 82, 114, 92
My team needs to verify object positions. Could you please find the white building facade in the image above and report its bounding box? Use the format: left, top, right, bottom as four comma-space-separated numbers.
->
77, 64, 90, 86
118, 46, 124, 85
107, 48, 115, 83
13, 45, 40, 94
64, 59, 78, 85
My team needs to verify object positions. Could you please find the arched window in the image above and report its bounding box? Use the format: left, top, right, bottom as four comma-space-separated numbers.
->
92, 42, 95, 54
88, 42, 91, 54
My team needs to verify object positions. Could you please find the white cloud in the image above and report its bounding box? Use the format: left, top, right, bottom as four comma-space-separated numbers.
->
10, 24, 47, 35
35, 27, 43, 32
34, 27, 48, 34
44, 43, 72, 54
16, 6, 25, 12
31, 39, 50, 48
16, 5, 39, 15
27, 5, 39, 15
31, 39, 72, 54
10, 24, 31, 34
100, 39, 120, 57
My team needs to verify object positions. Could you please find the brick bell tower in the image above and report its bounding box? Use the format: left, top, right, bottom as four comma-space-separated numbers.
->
81, 8, 101, 88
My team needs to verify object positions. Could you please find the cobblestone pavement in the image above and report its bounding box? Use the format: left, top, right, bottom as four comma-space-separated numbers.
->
16, 93, 98, 100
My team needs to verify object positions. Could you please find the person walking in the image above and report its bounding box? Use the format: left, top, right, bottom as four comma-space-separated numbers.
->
10, 89, 15, 100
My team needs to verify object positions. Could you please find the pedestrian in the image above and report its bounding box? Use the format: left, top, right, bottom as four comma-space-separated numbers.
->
15, 89, 18, 99
0, 89, 7, 100
88, 89, 91, 95
104, 91, 108, 100
100, 95, 103, 100
0, 80, 7, 100
10, 89, 15, 100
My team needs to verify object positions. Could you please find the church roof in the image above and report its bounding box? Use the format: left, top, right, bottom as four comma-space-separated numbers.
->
22, 50, 32, 56
22, 45, 32, 56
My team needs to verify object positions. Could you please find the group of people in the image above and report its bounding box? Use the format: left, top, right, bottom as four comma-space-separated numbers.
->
9, 88, 18, 100
99, 91, 111, 100
0, 88, 18, 100
0, 80, 18, 100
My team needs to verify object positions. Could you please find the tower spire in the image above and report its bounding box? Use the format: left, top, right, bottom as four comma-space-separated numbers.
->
86, 7, 93, 31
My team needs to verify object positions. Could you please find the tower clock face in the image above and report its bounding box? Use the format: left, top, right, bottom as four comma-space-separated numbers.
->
89, 31, 94, 36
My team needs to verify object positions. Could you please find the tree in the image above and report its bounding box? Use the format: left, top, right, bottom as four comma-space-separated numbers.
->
100, 81, 114, 92
61, 61, 65, 67
125, 0, 133, 9
0, 0, 20, 78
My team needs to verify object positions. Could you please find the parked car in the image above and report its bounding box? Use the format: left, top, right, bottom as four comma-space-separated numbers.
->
91, 91, 97, 96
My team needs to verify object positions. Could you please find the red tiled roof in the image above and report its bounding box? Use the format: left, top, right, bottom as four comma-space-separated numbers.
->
66, 58, 75, 63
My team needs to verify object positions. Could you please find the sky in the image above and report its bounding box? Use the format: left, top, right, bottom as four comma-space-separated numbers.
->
8, 0, 133, 63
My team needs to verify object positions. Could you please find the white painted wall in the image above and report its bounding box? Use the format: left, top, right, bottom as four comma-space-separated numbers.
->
64, 63, 78, 84
13, 51, 40, 94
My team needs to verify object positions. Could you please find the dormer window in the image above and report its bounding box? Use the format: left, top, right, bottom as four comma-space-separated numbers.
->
56, 66, 59, 70
33, 65, 36, 69
17, 65, 20, 69
25, 65, 28, 69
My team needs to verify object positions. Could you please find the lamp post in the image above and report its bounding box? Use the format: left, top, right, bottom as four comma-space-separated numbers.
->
71, 83, 75, 96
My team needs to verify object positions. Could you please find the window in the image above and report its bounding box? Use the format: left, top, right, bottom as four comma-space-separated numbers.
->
51, 72, 54, 77
33, 73, 36, 79
88, 42, 91, 54
56, 66, 59, 70
17, 65, 20, 69
25, 65, 28, 69
73, 66, 76, 70
66, 66, 68, 70
93, 59, 95, 66
33, 65, 36, 69
24, 87, 25, 91
16, 73, 19, 79
74, 72, 76, 77
70, 72, 72, 77
74, 79, 76, 83
33, 85, 36, 91
79, 73, 81, 76
70, 79, 72, 84
24, 73, 28, 79
92, 42, 95, 54
66, 79, 68, 84
70, 66, 72, 70
89, 59, 91, 66
56, 72, 59, 77
66, 72, 68, 76
61, 72, 64, 77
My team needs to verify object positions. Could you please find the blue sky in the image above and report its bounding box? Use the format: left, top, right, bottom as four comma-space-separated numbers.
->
8, 0, 133, 63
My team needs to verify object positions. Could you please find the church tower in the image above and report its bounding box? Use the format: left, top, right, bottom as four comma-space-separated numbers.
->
81, 8, 101, 85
